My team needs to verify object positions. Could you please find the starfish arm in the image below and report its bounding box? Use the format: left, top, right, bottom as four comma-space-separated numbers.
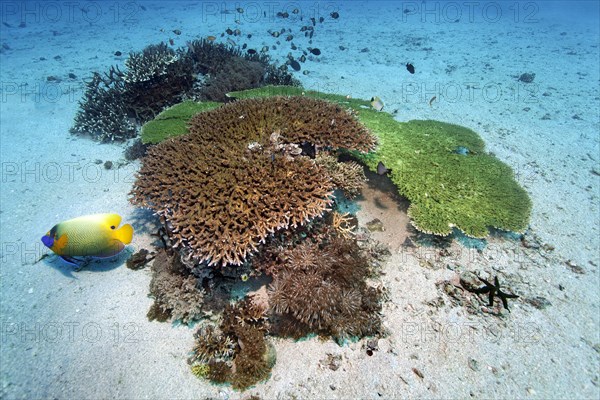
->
471, 286, 492, 294
488, 289, 496, 307
479, 278, 494, 287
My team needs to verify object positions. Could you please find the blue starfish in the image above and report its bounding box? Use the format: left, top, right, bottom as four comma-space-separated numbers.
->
471, 276, 519, 312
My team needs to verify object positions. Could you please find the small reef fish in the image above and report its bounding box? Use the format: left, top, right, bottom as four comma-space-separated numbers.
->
206, 35, 216, 41
453, 146, 470, 156
370, 96, 384, 111
309, 48, 321, 55
377, 161, 391, 175
330, 11, 340, 19
289, 59, 301, 71
406, 63, 415, 74
172, 29, 181, 35
41, 213, 133, 265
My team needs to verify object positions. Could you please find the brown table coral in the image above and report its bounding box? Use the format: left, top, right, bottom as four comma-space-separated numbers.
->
131, 96, 376, 266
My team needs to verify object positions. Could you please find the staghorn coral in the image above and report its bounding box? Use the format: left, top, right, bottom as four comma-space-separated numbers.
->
148, 249, 205, 325
316, 152, 367, 198
70, 70, 136, 141
121, 43, 197, 122
189, 324, 235, 364
71, 39, 298, 142
267, 231, 386, 341
200, 57, 268, 102
185, 38, 299, 96
130, 96, 377, 267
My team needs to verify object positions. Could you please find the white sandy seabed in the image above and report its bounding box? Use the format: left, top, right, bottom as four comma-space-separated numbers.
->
0, 1, 598, 399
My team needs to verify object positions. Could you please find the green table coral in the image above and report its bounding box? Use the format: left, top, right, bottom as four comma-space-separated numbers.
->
140, 100, 221, 144
227, 86, 532, 237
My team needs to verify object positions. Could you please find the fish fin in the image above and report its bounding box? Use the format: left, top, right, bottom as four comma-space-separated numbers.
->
60, 255, 83, 267
113, 223, 134, 245
52, 233, 69, 254
94, 241, 125, 258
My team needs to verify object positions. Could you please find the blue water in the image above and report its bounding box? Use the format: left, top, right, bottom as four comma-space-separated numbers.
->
1, 1, 599, 398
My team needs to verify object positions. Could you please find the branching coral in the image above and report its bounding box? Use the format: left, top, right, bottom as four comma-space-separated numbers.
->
316, 152, 367, 198
189, 295, 275, 390
71, 39, 299, 142
227, 86, 532, 238
267, 232, 386, 341
148, 249, 205, 325
70, 71, 136, 141
131, 96, 377, 267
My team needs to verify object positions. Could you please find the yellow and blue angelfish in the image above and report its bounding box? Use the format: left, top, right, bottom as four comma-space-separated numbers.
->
41, 213, 133, 266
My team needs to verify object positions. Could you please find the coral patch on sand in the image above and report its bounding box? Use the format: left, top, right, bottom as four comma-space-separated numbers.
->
131, 96, 377, 266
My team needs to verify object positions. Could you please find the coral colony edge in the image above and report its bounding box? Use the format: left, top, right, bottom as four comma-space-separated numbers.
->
69, 38, 531, 390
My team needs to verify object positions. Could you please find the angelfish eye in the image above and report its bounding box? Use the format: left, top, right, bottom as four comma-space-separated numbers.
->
110, 226, 115, 229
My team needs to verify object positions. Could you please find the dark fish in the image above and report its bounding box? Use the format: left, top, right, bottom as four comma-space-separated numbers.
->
309, 30, 314, 39
300, 142, 316, 158
302, 70, 309, 75
247, 33, 252, 39
247, 48, 256, 54
261, 46, 269, 52
2, 22, 12, 28
226, 28, 233, 35
172, 29, 181, 35
331, 11, 340, 19
242, 43, 247, 49
319, 16, 324, 23
309, 48, 321, 55
114, 51, 122, 56
270, 30, 280, 38
282, 12, 289, 18
299, 54, 306, 62
286, 34, 293, 41
292, 8, 299, 14
300, 26, 307, 31
290, 59, 301, 71
406, 63, 415, 74
234, 28, 241, 36
310, 17, 316, 26
281, 28, 286, 33
377, 161, 391, 175
140, 5, 146, 11
236, 7, 244, 13
291, 43, 297, 50
68, 73, 77, 79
